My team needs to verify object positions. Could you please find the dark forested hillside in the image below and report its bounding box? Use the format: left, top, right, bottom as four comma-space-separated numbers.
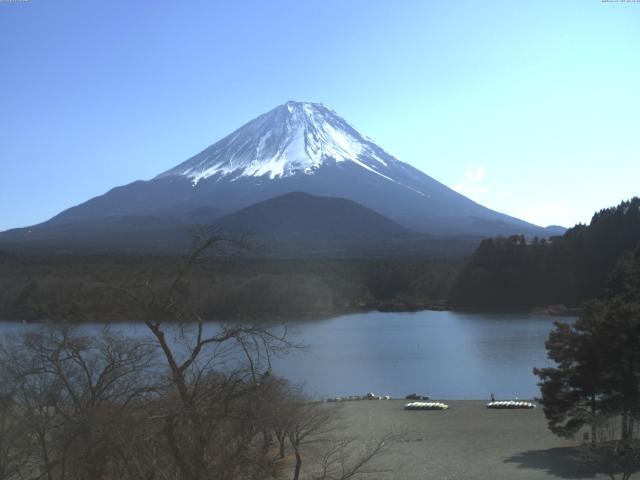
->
0, 253, 460, 322
0, 192, 481, 258
449, 197, 640, 311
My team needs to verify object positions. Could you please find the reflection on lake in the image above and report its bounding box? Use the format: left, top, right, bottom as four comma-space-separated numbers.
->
0, 310, 571, 400
274, 311, 570, 400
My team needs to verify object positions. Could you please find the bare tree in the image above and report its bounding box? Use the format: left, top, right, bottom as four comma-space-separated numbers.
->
283, 393, 399, 480
0, 232, 397, 480
0, 326, 157, 480
287, 398, 338, 480
114, 233, 296, 480
312, 434, 395, 480
261, 375, 295, 459
0, 387, 26, 480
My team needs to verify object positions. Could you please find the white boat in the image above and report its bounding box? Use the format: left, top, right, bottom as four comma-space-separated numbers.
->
404, 401, 449, 410
486, 400, 536, 409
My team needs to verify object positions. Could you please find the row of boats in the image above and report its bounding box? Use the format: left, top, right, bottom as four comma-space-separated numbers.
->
325, 394, 536, 410
404, 402, 449, 410
404, 400, 537, 411
326, 393, 391, 402
486, 400, 536, 409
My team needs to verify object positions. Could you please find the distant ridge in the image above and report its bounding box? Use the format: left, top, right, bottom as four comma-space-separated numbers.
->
214, 192, 413, 238
0, 192, 481, 257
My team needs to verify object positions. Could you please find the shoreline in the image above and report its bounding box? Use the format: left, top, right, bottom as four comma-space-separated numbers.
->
325, 397, 539, 403
0, 302, 580, 323
334, 400, 600, 480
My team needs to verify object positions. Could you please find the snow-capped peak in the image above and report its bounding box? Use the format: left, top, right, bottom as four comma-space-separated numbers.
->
157, 101, 401, 184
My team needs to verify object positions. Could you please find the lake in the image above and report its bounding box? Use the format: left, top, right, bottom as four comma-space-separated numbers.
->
0, 310, 571, 400
274, 311, 572, 400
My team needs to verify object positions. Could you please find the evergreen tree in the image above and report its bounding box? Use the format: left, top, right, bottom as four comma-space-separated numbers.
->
534, 301, 609, 443
535, 250, 640, 445
451, 197, 640, 311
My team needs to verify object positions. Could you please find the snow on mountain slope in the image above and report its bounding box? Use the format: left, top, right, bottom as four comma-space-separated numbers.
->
6, 100, 563, 243
157, 101, 417, 191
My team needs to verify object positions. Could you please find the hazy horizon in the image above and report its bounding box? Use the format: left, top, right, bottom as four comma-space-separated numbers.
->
1, 0, 638, 231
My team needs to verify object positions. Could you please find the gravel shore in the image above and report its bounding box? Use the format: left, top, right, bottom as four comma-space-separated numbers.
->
332, 400, 610, 480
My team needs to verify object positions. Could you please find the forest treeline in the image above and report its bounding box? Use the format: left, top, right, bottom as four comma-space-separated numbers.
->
450, 197, 640, 311
0, 253, 459, 322
4, 198, 639, 321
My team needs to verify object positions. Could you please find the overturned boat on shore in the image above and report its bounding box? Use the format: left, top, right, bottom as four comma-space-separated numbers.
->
404, 401, 449, 410
486, 400, 536, 409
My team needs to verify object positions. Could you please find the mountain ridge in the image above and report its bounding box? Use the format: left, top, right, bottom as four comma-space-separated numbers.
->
214, 191, 414, 238
1, 101, 565, 253
0, 192, 482, 257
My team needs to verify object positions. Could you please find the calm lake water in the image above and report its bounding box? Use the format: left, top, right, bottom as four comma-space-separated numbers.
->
0, 310, 571, 400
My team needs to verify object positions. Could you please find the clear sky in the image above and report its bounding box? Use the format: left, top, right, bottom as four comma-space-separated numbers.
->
1, 0, 638, 231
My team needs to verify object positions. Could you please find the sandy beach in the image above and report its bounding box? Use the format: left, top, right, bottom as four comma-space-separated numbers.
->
328, 400, 611, 480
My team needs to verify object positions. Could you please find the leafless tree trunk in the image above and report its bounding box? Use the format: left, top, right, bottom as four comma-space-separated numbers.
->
0, 389, 26, 480
312, 434, 397, 480
115, 233, 295, 480
0, 232, 397, 480
0, 326, 157, 480
285, 397, 342, 480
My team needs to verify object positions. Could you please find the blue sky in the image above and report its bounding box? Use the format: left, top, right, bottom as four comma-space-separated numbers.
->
1, 0, 638, 230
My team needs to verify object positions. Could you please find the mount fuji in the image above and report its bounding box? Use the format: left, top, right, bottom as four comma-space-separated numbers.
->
0, 101, 563, 254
